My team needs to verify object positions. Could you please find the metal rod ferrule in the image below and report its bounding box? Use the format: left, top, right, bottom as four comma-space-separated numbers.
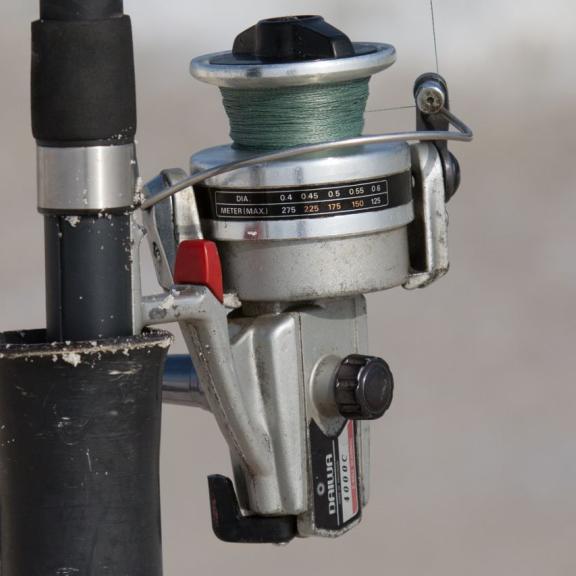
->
37, 144, 137, 213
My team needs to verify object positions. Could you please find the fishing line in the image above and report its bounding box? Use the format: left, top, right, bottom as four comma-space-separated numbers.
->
430, 0, 440, 74
220, 79, 370, 150
366, 0, 441, 116
365, 105, 417, 114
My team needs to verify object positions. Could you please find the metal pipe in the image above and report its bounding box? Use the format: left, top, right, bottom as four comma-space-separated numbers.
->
162, 355, 208, 409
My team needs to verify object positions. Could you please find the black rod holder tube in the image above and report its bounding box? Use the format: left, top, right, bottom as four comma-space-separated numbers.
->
0, 329, 172, 575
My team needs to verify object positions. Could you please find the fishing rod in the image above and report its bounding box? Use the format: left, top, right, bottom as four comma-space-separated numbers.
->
0, 3, 472, 573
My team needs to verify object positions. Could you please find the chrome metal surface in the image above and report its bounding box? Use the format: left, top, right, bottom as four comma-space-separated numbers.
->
142, 168, 205, 291
218, 227, 411, 302
226, 296, 371, 527
404, 143, 450, 289
140, 285, 371, 523
141, 286, 277, 503
228, 313, 307, 515
162, 355, 209, 410
311, 355, 342, 419
191, 142, 412, 241
141, 110, 473, 210
38, 144, 137, 212
190, 142, 410, 189
297, 296, 370, 536
142, 173, 178, 291
165, 169, 204, 243
190, 43, 396, 89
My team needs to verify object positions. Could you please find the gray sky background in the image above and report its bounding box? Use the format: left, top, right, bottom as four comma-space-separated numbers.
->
1, 1, 575, 575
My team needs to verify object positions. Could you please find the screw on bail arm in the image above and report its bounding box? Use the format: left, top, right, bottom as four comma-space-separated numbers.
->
414, 73, 461, 200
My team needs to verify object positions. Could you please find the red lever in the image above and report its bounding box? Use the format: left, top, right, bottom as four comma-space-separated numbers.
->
173, 240, 224, 303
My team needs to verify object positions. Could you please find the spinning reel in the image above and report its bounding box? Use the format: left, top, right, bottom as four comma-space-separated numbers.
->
142, 15, 472, 542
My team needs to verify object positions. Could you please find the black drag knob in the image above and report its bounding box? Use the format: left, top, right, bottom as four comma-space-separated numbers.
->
335, 355, 394, 420
232, 15, 355, 62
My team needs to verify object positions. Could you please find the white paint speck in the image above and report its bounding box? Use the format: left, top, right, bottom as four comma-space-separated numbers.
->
64, 216, 81, 228
56, 567, 80, 575
109, 369, 137, 376
62, 352, 82, 367
159, 293, 175, 310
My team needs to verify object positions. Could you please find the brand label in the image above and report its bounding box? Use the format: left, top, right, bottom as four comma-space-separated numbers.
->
310, 420, 360, 531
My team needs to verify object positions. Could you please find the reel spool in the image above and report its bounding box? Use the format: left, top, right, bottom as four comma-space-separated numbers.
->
189, 16, 414, 302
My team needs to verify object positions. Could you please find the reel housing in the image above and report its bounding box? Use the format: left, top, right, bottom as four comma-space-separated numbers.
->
141, 15, 471, 543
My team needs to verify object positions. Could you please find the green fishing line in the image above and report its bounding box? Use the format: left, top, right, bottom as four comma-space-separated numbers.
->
220, 78, 370, 151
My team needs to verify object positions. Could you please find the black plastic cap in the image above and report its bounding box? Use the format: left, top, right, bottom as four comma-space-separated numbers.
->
335, 355, 394, 420
208, 475, 297, 543
41, 0, 124, 21
232, 15, 355, 62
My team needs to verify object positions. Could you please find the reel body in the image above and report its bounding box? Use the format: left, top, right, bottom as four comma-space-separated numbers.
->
140, 15, 471, 543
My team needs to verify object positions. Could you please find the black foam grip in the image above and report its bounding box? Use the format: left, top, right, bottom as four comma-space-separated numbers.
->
0, 329, 170, 576
31, 16, 137, 146
40, 0, 124, 21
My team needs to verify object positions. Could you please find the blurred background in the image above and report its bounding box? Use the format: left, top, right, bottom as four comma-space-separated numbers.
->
1, 0, 575, 574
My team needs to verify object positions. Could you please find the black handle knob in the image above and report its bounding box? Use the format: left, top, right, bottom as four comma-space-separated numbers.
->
334, 355, 394, 420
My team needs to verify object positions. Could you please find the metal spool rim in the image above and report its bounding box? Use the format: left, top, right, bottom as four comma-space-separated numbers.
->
190, 42, 396, 88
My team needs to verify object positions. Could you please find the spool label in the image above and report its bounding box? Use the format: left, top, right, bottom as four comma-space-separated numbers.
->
310, 420, 361, 531
196, 171, 411, 221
